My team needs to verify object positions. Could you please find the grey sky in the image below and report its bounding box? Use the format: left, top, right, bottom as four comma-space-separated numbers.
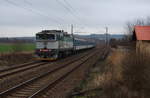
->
0, 0, 150, 37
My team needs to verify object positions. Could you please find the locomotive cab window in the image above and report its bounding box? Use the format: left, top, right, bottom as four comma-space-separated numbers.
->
36, 34, 56, 40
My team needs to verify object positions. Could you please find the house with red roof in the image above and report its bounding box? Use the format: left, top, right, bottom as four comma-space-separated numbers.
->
133, 26, 150, 52
133, 26, 150, 41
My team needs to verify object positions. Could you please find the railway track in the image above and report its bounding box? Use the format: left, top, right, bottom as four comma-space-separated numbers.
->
0, 62, 48, 79
37, 47, 108, 98
0, 50, 93, 80
0, 61, 39, 72
0, 49, 93, 79
30, 50, 101, 98
0, 49, 95, 96
0, 48, 100, 98
0, 50, 93, 93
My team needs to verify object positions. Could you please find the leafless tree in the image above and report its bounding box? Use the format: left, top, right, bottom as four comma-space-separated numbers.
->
124, 18, 147, 41
125, 21, 134, 35
145, 16, 150, 25
125, 18, 145, 35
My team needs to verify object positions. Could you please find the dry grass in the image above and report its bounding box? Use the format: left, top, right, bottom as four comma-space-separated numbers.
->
0, 52, 33, 67
0, 42, 34, 68
71, 44, 150, 98
71, 55, 114, 98
102, 44, 150, 98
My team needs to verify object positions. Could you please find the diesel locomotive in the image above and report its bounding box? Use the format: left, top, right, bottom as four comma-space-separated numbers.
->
35, 30, 95, 60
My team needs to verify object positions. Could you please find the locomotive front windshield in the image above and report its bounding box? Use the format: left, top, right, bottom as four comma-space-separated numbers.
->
36, 34, 55, 40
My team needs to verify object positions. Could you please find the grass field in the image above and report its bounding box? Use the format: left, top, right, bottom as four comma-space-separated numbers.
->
0, 43, 35, 53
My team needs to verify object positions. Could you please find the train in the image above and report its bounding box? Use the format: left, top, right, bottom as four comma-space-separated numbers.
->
35, 30, 95, 60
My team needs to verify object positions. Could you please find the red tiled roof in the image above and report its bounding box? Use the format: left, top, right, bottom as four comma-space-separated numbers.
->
135, 26, 150, 40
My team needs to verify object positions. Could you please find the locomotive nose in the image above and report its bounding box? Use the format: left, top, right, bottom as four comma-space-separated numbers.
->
44, 41, 48, 49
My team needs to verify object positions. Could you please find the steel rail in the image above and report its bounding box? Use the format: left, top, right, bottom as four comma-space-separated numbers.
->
0, 49, 95, 79
0, 61, 39, 72
0, 62, 48, 78
0, 50, 92, 79
0, 49, 95, 97
29, 50, 100, 98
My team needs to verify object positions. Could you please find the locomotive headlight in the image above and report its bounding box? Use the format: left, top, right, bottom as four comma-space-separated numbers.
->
40, 49, 51, 52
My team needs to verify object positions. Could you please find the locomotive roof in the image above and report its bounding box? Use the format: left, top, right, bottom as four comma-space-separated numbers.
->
37, 30, 64, 34
37, 30, 72, 37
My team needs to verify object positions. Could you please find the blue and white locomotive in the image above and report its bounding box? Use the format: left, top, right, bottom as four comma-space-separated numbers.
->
35, 30, 95, 60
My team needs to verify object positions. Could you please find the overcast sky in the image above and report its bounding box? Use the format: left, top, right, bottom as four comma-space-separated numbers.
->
0, 0, 150, 37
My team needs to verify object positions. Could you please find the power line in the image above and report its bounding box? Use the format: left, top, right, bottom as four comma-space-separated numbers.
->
23, 0, 88, 31
4, 0, 62, 25
22, 0, 79, 31
63, 0, 79, 15
56, 0, 82, 24
23, 0, 32, 6
62, 0, 89, 28
23, 0, 66, 24
63, 0, 81, 20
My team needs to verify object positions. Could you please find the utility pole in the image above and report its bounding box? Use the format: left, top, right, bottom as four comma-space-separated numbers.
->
71, 24, 75, 50
105, 27, 109, 46
71, 24, 73, 35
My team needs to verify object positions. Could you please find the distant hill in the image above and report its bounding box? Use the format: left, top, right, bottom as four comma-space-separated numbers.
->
110, 34, 124, 39
74, 34, 124, 40
0, 34, 124, 43
0, 37, 35, 43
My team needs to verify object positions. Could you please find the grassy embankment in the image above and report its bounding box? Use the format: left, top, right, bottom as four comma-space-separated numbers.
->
71, 43, 150, 98
0, 43, 35, 53
0, 43, 35, 67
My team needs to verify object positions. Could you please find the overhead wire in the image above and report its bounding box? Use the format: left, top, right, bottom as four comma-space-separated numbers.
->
62, 0, 89, 31
23, 0, 88, 31
22, 0, 32, 6
23, 0, 66, 24
55, 0, 82, 24
63, 0, 81, 17
4, 0, 89, 32
4, 0, 62, 25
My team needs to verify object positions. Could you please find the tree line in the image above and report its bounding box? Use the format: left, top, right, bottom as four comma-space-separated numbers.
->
0, 37, 35, 43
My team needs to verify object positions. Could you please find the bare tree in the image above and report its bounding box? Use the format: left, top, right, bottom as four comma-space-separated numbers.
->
126, 18, 145, 34
135, 18, 145, 25
126, 18, 146, 35
126, 21, 134, 35
146, 17, 150, 25
124, 18, 146, 41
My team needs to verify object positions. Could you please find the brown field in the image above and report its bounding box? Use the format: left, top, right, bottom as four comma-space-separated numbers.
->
0, 52, 33, 69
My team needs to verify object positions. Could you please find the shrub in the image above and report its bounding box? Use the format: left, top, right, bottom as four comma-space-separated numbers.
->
104, 44, 150, 98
